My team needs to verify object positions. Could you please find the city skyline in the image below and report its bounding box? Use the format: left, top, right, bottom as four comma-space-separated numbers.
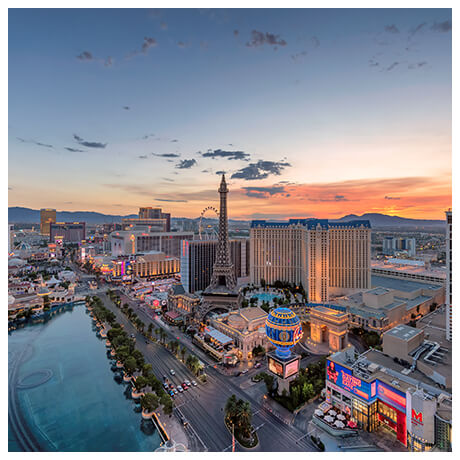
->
8, 8, 452, 219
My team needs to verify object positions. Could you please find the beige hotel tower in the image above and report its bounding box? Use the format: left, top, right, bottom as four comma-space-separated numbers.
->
250, 219, 371, 303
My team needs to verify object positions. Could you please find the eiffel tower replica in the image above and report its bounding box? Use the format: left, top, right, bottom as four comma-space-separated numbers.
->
199, 174, 241, 317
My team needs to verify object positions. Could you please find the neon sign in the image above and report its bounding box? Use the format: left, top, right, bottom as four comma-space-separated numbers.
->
326, 360, 372, 401
377, 381, 406, 412
411, 409, 423, 426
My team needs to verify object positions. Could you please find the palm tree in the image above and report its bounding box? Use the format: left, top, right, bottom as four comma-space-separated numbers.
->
180, 346, 186, 362
147, 323, 153, 337
236, 400, 252, 437
225, 394, 238, 424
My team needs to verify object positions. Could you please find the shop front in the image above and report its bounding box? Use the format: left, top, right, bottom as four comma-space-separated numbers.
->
325, 359, 407, 446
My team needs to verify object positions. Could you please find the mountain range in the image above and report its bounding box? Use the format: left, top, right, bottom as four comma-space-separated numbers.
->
8, 207, 445, 228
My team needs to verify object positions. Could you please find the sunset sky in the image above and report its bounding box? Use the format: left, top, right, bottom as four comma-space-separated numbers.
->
8, 8, 451, 220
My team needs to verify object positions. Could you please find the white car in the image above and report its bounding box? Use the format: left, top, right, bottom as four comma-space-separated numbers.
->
191, 380, 197, 387
170, 369, 176, 376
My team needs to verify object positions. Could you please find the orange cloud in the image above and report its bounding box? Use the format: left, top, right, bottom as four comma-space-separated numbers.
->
230, 176, 451, 220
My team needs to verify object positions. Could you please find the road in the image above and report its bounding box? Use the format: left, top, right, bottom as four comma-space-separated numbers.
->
98, 292, 316, 452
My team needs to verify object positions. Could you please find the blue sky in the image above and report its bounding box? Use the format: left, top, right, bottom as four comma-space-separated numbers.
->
8, 8, 452, 219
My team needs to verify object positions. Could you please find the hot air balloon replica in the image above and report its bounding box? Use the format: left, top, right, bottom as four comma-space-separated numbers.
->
265, 307, 303, 395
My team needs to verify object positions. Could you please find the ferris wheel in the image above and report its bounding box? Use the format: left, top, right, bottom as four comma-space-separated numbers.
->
199, 206, 219, 240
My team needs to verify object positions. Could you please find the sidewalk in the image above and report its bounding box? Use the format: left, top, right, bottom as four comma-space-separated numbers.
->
155, 409, 190, 450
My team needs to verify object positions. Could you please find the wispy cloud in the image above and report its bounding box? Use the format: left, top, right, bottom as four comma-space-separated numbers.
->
231, 160, 291, 180
73, 134, 107, 149
243, 185, 287, 198
291, 50, 308, 61
385, 196, 401, 200
142, 37, 158, 53
176, 159, 197, 169
431, 20, 452, 32
64, 147, 85, 152
76, 51, 93, 61
201, 149, 250, 161
155, 198, 188, 203
17, 137, 53, 148
246, 30, 287, 48
122, 106, 130, 110
385, 61, 400, 72
384, 24, 400, 34
76, 50, 113, 67
152, 153, 180, 158
138, 155, 148, 159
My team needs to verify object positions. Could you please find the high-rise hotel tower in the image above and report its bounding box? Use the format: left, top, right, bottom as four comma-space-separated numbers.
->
446, 210, 452, 341
250, 219, 371, 302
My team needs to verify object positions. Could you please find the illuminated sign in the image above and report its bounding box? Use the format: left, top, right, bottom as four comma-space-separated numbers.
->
285, 359, 299, 378
326, 360, 372, 401
268, 354, 300, 379
376, 381, 406, 413
268, 356, 284, 377
327, 360, 407, 411
411, 409, 423, 427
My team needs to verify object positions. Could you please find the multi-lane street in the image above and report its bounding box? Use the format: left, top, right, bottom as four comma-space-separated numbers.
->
98, 292, 317, 452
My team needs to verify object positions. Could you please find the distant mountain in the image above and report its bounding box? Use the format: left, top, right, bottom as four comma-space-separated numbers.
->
333, 213, 445, 228
8, 207, 137, 224
8, 207, 445, 228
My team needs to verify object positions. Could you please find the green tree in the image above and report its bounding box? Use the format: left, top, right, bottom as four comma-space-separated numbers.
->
180, 346, 187, 362
124, 356, 137, 375
142, 363, 153, 376
225, 394, 238, 423
134, 375, 148, 391
140, 393, 159, 413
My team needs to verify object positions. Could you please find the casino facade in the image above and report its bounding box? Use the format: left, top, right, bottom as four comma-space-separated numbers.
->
325, 348, 452, 451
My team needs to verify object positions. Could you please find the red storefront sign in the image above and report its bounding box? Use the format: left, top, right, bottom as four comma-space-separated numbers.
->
379, 400, 407, 446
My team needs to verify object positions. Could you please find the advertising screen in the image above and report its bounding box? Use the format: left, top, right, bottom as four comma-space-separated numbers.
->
284, 358, 300, 378
268, 356, 284, 377
376, 380, 406, 413
326, 360, 374, 401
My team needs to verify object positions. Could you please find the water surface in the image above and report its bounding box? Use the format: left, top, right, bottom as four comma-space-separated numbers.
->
8, 303, 162, 451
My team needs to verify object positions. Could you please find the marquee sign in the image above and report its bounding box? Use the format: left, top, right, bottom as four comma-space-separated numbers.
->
326, 360, 373, 401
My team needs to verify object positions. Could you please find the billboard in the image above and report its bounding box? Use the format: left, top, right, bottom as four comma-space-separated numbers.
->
268, 355, 284, 377
285, 359, 300, 378
268, 354, 300, 379
326, 360, 374, 401
376, 380, 406, 413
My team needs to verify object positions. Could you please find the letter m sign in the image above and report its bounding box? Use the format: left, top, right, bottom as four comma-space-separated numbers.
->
412, 409, 423, 424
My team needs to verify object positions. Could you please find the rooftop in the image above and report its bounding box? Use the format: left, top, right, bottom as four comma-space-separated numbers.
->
371, 260, 446, 280
311, 305, 349, 318
384, 324, 421, 341
366, 287, 392, 296
371, 274, 442, 293
205, 327, 233, 345
331, 348, 450, 398
251, 219, 371, 229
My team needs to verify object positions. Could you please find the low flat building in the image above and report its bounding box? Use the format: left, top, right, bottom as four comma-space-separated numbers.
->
333, 276, 445, 334
210, 306, 269, 361
371, 259, 445, 285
